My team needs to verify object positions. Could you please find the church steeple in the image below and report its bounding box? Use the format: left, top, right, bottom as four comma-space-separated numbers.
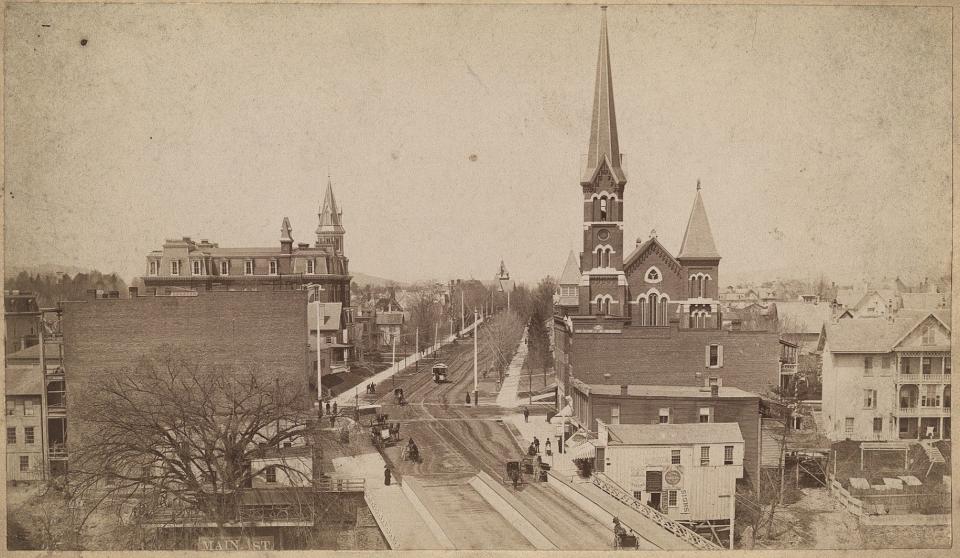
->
316, 177, 345, 252
583, 6, 626, 185
678, 181, 720, 260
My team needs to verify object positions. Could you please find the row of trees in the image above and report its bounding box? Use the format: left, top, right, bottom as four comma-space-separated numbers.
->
5, 270, 128, 306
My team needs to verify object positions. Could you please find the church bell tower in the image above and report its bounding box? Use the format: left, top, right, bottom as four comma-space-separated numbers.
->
578, 6, 628, 317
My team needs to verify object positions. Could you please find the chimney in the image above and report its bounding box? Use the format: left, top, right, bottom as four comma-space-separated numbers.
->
711, 384, 719, 397
620, 384, 628, 396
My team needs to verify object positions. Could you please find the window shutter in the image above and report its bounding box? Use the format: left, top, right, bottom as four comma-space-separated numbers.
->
718, 345, 724, 367
705, 345, 710, 367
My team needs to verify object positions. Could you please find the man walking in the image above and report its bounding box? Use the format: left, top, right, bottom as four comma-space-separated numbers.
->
533, 436, 540, 454
523, 407, 529, 423
332, 401, 338, 416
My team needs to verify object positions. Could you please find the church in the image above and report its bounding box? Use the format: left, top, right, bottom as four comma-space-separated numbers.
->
552, 8, 784, 487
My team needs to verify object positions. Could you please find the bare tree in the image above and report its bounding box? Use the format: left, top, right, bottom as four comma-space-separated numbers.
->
68, 346, 318, 532
479, 311, 524, 381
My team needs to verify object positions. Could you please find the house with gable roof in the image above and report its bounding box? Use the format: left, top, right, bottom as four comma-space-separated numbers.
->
821, 310, 951, 441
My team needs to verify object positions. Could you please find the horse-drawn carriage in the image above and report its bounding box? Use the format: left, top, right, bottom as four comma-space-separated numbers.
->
369, 412, 401, 448
432, 363, 448, 384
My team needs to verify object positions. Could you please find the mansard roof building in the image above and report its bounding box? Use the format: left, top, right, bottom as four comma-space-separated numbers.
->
141, 179, 351, 305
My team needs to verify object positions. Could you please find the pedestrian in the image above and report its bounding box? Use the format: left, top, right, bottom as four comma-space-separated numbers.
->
329, 414, 336, 428
533, 436, 540, 453
384, 465, 391, 486
325, 402, 331, 415
332, 401, 338, 416
545, 439, 552, 456
523, 407, 529, 423
465, 392, 471, 405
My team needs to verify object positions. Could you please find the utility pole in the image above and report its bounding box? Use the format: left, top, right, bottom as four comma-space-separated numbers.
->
434, 322, 439, 352
473, 308, 479, 406
316, 302, 323, 413
461, 289, 465, 334
392, 334, 397, 369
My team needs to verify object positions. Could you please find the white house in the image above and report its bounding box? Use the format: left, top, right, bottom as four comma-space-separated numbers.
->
594, 421, 743, 541
821, 311, 950, 441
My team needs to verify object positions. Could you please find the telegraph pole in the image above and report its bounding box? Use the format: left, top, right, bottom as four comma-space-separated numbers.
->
460, 289, 465, 334
316, 302, 323, 414
473, 309, 479, 406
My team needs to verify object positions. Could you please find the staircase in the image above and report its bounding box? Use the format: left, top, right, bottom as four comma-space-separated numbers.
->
921, 441, 946, 477
591, 473, 721, 550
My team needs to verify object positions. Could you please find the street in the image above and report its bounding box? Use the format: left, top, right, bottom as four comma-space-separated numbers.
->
356, 328, 612, 550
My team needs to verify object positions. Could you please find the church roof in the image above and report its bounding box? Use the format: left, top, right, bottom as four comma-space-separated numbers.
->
317, 178, 345, 235
559, 251, 581, 285
582, 7, 626, 185
678, 186, 720, 259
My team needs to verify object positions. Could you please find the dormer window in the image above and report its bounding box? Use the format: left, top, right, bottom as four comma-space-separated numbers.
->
149, 261, 158, 276
220, 261, 229, 275
306, 259, 315, 274
244, 260, 254, 275
171, 260, 181, 276
269, 260, 278, 275
192, 260, 203, 275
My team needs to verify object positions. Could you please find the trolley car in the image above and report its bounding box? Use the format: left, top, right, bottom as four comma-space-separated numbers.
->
432, 363, 448, 383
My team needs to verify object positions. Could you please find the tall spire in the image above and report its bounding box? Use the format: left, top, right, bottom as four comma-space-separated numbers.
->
678, 183, 720, 260
584, 6, 625, 185
316, 177, 345, 235
280, 217, 293, 242
559, 250, 581, 285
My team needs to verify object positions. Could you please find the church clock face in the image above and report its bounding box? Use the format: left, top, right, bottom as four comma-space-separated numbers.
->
597, 229, 610, 241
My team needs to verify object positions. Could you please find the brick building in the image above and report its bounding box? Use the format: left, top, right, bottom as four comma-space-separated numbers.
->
141, 179, 350, 305
63, 291, 310, 450
570, 383, 761, 484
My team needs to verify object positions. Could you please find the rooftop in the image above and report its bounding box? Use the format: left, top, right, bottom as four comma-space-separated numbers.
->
5, 364, 43, 396
585, 383, 758, 399
824, 310, 950, 353
773, 301, 835, 334
606, 422, 743, 446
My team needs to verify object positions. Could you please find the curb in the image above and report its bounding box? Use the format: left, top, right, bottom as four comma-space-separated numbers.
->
468, 473, 557, 550
400, 477, 456, 549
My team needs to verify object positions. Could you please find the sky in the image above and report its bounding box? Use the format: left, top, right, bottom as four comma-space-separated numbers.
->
4, 3, 952, 286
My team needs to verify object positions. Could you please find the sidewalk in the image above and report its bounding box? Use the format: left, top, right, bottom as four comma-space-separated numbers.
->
495, 331, 527, 408
331, 452, 446, 550
504, 412, 578, 475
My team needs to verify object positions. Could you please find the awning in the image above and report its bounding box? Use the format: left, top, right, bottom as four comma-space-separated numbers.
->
569, 441, 598, 459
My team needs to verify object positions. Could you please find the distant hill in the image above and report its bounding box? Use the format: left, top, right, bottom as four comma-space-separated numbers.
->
351, 271, 405, 288
4, 263, 93, 278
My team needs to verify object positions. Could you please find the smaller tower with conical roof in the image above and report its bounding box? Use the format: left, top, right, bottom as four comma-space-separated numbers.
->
678, 180, 721, 329
280, 217, 294, 254
316, 177, 345, 254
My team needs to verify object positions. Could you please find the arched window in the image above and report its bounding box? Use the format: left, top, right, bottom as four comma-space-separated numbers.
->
599, 197, 608, 221
649, 294, 659, 326
595, 248, 602, 268
639, 298, 646, 324
689, 277, 696, 298
701, 276, 709, 298
660, 296, 669, 325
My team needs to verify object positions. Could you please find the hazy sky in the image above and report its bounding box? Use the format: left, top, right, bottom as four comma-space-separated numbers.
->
4, 3, 951, 286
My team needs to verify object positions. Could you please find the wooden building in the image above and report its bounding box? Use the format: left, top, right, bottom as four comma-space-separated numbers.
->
596, 421, 743, 547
